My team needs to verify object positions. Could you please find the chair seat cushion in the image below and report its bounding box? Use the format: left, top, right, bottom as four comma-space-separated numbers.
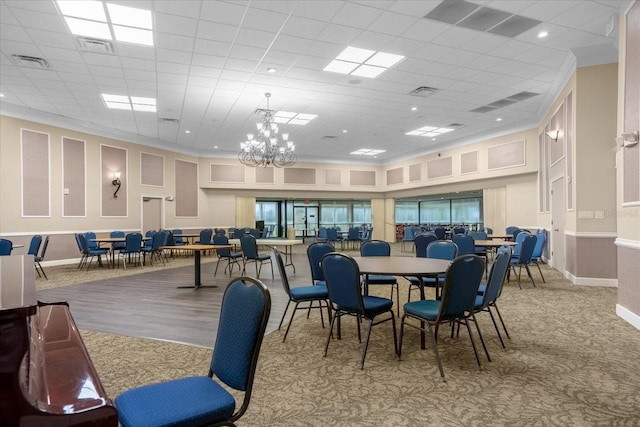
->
403, 299, 440, 320
115, 376, 235, 427
476, 283, 487, 295
88, 249, 108, 255
365, 274, 397, 284
255, 254, 271, 261
473, 294, 485, 310
408, 275, 442, 287
362, 295, 393, 316
290, 285, 329, 300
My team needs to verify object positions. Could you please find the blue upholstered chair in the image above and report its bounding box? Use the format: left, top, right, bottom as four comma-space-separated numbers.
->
360, 240, 400, 315
115, 277, 271, 427
172, 229, 186, 246
240, 234, 273, 279
213, 233, 242, 276
0, 239, 13, 256
399, 255, 485, 380
196, 228, 212, 245
34, 235, 50, 279
27, 234, 42, 258
110, 231, 126, 251
84, 231, 99, 250
307, 242, 334, 287
321, 252, 397, 369
452, 234, 475, 256
118, 233, 143, 269
414, 233, 437, 258
78, 233, 109, 270
408, 240, 458, 302
452, 226, 466, 235
142, 230, 166, 266
433, 227, 446, 240
275, 249, 330, 343
531, 231, 547, 283
474, 247, 512, 351
346, 226, 361, 249
401, 225, 416, 252
509, 233, 537, 289
316, 227, 328, 242
326, 227, 342, 248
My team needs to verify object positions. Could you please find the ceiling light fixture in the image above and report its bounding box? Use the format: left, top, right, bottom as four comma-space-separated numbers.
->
351, 149, 386, 156
101, 94, 156, 112
239, 93, 296, 168
323, 46, 404, 79
538, 31, 549, 38
267, 67, 276, 73
406, 125, 456, 137
496, 117, 502, 121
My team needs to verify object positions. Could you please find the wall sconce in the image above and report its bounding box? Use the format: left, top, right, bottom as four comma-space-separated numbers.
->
112, 172, 121, 198
545, 130, 560, 142
620, 131, 639, 148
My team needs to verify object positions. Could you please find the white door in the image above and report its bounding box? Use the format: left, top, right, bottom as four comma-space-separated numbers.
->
551, 177, 566, 273
142, 197, 162, 233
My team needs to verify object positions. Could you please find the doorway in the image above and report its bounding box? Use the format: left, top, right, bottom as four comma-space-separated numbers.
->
551, 177, 566, 273
142, 196, 163, 233
294, 206, 319, 240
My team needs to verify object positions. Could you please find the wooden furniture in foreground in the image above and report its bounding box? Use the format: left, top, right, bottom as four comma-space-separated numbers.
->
0, 255, 118, 426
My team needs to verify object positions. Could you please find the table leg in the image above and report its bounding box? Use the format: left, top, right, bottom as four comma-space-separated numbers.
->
177, 250, 218, 290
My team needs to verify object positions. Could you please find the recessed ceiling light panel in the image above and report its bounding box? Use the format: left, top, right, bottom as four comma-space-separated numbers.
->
324, 46, 404, 79
106, 3, 152, 29
336, 46, 375, 63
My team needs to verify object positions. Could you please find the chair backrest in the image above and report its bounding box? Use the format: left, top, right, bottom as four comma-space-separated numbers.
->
85, 231, 98, 249
164, 230, 175, 246
228, 227, 238, 238
27, 235, 42, 256
124, 233, 143, 252
151, 231, 166, 250
318, 227, 328, 239
512, 231, 530, 257
273, 249, 291, 297
481, 250, 511, 307
172, 229, 184, 244
362, 227, 373, 242
452, 226, 466, 235
199, 228, 213, 245
532, 232, 546, 259
505, 226, 519, 235
403, 226, 415, 241
414, 233, 438, 258
249, 228, 261, 239
239, 234, 259, 259
210, 277, 271, 420
484, 227, 493, 234
213, 233, 231, 256
0, 239, 13, 256
426, 240, 458, 260
438, 255, 485, 321
348, 227, 360, 240
77, 233, 89, 253
39, 235, 50, 260
452, 234, 475, 256
512, 228, 524, 240
307, 242, 334, 282
516, 234, 537, 264
326, 227, 339, 241
468, 231, 487, 240
217, 228, 226, 235
433, 227, 446, 240
360, 240, 391, 257
321, 253, 364, 314
110, 231, 125, 239
143, 230, 155, 248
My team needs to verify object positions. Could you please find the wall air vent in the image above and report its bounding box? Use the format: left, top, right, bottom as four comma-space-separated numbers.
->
78, 37, 114, 54
159, 118, 180, 125
11, 54, 50, 69
408, 86, 439, 97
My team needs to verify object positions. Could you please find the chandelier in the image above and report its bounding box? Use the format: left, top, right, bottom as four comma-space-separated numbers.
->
238, 93, 296, 167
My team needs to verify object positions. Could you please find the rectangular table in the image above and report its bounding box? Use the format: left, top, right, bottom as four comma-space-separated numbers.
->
229, 238, 303, 273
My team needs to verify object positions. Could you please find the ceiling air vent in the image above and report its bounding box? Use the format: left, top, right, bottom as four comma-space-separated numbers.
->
448, 123, 464, 128
78, 37, 114, 54
321, 135, 338, 139
159, 118, 180, 125
11, 54, 50, 69
408, 86, 439, 97
506, 91, 539, 101
470, 106, 498, 113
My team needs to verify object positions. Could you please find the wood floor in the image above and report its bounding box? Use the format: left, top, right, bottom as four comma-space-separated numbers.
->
37, 254, 312, 347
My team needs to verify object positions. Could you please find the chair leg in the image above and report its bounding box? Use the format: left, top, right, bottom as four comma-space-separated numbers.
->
278, 300, 292, 330
492, 303, 510, 339
535, 261, 546, 283
471, 313, 491, 362
324, 312, 340, 357
282, 302, 299, 343
36, 262, 48, 280
486, 307, 506, 349
463, 318, 482, 370
214, 258, 221, 276
359, 318, 374, 369
426, 322, 446, 380
525, 265, 536, 287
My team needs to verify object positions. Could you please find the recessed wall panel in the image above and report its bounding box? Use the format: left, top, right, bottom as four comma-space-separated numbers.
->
284, 168, 316, 185
427, 156, 452, 179
140, 152, 164, 186
256, 167, 274, 184
21, 129, 50, 217
487, 139, 526, 170
549, 104, 565, 165
210, 164, 245, 183
409, 163, 421, 182
386, 167, 403, 185
461, 151, 478, 174
176, 160, 198, 217
566, 92, 573, 210
324, 169, 341, 185
623, 3, 640, 204
350, 170, 375, 186
101, 145, 127, 217
62, 137, 85, 217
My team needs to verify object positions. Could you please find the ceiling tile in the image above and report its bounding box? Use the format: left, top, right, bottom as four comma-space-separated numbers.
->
331, 2, 384, 29
155, 13, 198, 37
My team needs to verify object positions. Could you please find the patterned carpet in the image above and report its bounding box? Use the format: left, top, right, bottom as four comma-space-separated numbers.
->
39, 248, 640, 426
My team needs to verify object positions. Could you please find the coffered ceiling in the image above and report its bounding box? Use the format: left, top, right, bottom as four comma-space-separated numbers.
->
0, 0, 628, 164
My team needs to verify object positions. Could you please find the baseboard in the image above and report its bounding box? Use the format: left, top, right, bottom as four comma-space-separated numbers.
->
616, 304, 640, 331
41, 257, 83, 267
566, 271, 618, 287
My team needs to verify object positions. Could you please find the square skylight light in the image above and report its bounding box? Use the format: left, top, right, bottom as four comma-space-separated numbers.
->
102, 93, 156, 112
272, 111, 317, 125
351, 149, 386, 156
56, 0, 153, 46
323, 46, 405, 79
107, 3, 152, 29
406, 126, 457, 137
